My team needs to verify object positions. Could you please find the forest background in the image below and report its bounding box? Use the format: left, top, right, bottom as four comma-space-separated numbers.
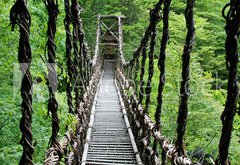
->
0, 0, 239, 164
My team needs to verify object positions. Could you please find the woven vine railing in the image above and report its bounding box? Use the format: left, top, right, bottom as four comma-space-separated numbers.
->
10, 0, 239, 164
116, 0, 240, 165
44, 0, 103, 164
10, 0, 103, 164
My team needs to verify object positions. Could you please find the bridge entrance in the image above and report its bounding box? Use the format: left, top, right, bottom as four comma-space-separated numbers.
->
97, 15, 125, 60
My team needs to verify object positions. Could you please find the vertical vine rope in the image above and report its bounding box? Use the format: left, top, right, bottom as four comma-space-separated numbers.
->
44, 0, 62, 156
10, 0, 34, 164
83, 44, 88, 87
139, 46, 147, 104
145, 10, 160, 113
175, 0, 195, 157
144, 9, 160, 164
216, 0, 240, 164
77, 6, 84, 100
71, 0, 81, 112
153, 0, 171, 164
71, 1, 85, 161
64, 0, 74, 114
134, 57, 139, 86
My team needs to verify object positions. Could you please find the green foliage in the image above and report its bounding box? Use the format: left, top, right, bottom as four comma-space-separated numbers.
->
0, 0, 239, 164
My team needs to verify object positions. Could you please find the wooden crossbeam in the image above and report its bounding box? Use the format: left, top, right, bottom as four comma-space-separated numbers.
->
100, 21, 119, 41
101, 21, 117, 38
100, 15, 126, 19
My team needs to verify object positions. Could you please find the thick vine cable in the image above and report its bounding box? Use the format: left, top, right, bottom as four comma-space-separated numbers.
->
153, 0, 171, 164
83, 44, 88, 87
10, 0, 34, 164
175, 0, 195, 157
216, 0, 240, 164
44, 0, 63, 158
78, 29, 85, 100
143, 9, 160, 164
64, 0, 74, 114
145, 10, 160, 113
134, 57, 140, 87
71, 0, 81, 112
139, 45, 147, 104
71, 1, 86, 161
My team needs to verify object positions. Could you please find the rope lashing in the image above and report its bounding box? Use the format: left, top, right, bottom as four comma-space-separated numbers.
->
10, 0, 34, 164
44, 0, 63, 157
153, 1, 171, 164
175, 0, 195, 157
64, 0, 74, 114
216, 0, 240, 164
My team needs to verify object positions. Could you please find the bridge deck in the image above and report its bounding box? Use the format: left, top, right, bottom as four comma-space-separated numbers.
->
82, 60, 141, 165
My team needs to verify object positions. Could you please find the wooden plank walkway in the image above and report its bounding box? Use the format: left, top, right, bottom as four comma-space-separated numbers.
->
82, 60, 142, 165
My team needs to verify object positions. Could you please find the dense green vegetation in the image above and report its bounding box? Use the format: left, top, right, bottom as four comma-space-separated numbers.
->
0, 0, 239, 164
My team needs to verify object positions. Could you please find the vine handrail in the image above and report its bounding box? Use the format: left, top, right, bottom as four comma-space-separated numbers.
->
116, 0, 239, 164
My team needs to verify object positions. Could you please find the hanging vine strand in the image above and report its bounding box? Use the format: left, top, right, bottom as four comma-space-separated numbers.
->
175, 0, 195, 157
216, 0, 240, 164
153, 0, 171, 164
139, 45, 147, 104
44, 0, 62, 157
64, 0, 74, 114
145, 9, 160, 113
71, 0, 82, 112
77, 14, 85, 100
10, 0, 34, 164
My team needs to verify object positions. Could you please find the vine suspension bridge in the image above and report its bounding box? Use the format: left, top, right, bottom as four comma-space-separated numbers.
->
9, 0, 240, 165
